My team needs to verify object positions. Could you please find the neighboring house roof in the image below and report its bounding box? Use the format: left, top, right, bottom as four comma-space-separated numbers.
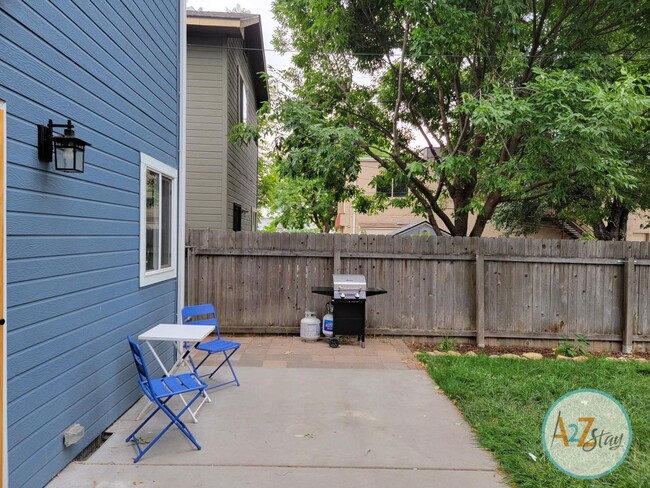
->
187, 10, 268, 108
390, 220, 451, 237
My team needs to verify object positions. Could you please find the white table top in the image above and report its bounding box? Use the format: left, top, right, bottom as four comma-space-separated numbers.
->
138, 324, 215, 342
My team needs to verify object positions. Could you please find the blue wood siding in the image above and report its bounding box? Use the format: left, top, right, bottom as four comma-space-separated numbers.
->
0, 1, 180, 486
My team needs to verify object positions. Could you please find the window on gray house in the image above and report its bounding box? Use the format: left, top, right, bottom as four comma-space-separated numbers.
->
233, 203, 242, 231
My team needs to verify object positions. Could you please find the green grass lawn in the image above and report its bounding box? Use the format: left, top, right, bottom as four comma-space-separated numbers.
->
417, 354, 650, 487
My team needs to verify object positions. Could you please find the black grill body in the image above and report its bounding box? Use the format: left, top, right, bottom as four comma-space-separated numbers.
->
333, 299, 365, 337
312, 282, 387, 348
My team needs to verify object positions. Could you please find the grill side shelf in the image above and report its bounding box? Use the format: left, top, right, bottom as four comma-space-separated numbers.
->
310, 287, 387, 297
311, 286, 334, 297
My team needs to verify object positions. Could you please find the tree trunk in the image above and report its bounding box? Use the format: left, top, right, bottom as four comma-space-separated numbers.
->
593, 198, 629, 241
470, 191, 502, 237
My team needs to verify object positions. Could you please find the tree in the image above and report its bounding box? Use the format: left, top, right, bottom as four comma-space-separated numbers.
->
258, 71, 364, 233
271, 0, 650, 237
491, 68, 650, 239
232, 78, 363, 233
225, 3, 251, 14
261, 171, 338, 233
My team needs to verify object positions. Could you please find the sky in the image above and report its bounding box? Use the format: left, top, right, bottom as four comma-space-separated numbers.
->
187, 0, 291, 71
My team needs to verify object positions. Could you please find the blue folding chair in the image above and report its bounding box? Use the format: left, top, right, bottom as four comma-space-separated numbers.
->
125, 336, 207, 463
181, 304, 241, 390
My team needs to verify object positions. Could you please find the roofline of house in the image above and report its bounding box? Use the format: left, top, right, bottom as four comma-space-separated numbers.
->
187, 11, 268, 108
186, 15, 260, 29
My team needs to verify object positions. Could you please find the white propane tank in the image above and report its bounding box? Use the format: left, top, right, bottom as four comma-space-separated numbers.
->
300, 311, 321, 342
322, 302, 334, 338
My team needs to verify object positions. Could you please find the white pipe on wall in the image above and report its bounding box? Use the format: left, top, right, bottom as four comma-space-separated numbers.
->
177, 0, 187, 320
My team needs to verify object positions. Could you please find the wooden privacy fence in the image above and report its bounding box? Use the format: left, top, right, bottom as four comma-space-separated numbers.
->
185, 229, 650, 352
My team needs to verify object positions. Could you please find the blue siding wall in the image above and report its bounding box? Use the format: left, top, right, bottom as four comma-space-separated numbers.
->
0, 1, 180, 486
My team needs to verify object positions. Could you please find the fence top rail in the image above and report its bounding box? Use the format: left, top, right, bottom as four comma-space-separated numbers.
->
482, 255, 626, 265
188, 247, 642, 266
186, 229, 650, 260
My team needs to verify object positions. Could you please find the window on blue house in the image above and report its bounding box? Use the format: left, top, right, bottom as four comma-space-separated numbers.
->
140, 153, 177, 287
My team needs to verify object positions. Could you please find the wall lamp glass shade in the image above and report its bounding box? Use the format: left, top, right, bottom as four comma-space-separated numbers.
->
38, 119, 90, 173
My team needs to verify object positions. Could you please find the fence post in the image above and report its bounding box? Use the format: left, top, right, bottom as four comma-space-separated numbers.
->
475, 254, 485, 348
623, 257, 635, 354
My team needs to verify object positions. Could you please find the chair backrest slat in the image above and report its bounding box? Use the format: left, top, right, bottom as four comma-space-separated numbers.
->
128, 336, 153, 396
182, 303, 221, 339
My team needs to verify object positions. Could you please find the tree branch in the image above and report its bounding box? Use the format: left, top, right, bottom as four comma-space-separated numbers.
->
393, 15, 412, 157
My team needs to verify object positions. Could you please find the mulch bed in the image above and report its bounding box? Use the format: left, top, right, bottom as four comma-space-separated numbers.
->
407, 342, 650, 360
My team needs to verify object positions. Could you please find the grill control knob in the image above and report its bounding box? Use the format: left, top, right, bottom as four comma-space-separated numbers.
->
340, 292, 346, 299
355, 292, 360, 298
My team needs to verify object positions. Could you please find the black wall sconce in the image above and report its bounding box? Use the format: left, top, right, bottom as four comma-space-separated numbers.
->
38, 119, 90, 173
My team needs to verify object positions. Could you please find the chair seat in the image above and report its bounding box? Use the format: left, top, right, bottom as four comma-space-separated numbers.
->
182, 304, 241, 389
148, 373, 206, 399
197, 338, 240, 354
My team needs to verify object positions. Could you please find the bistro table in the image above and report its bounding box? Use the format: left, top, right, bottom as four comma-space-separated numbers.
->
136, 323, 215, 423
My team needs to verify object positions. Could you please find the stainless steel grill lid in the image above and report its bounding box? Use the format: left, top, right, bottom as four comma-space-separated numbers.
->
333, 274, 367, 299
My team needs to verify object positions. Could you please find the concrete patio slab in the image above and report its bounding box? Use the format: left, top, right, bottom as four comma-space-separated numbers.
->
47, 365, 506, 487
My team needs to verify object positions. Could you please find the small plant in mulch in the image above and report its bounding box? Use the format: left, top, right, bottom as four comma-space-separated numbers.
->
437, 336, 458, 352
555, 334, 590, 358
407, 340, 650, 360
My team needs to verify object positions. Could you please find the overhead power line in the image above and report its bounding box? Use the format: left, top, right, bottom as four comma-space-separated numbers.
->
190, 43, 650, 60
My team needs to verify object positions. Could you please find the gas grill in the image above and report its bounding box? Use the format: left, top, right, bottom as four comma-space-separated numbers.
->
312, 274, 387, 348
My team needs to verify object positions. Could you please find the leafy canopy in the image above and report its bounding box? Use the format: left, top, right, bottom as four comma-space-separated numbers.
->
271, 0, 650, 237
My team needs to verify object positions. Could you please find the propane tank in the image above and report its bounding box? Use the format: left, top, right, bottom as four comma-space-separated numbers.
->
300, 311, 321, 342
322, 302, 334, 338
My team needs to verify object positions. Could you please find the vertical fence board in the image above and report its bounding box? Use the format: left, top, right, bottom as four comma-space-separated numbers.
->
476, 254, 485, 347
484, 239, 499, 334
623, 258, 635, 353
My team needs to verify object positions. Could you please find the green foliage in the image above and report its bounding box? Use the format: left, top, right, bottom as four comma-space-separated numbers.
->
262, 169, 358, 233
228, 123, 260, 146
251, 71, 366, 233
492, 199, 552, 237
271, 0, 650, 238
556, 334, 590, 358
437, 336, 457, 352
489, 68, 650, 238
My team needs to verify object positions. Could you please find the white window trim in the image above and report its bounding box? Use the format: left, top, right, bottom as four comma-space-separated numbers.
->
140, 153, 178, 287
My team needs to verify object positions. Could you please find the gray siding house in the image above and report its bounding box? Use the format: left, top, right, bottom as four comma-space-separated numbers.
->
186, 11, 268, 232
0, 1, 185, 486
